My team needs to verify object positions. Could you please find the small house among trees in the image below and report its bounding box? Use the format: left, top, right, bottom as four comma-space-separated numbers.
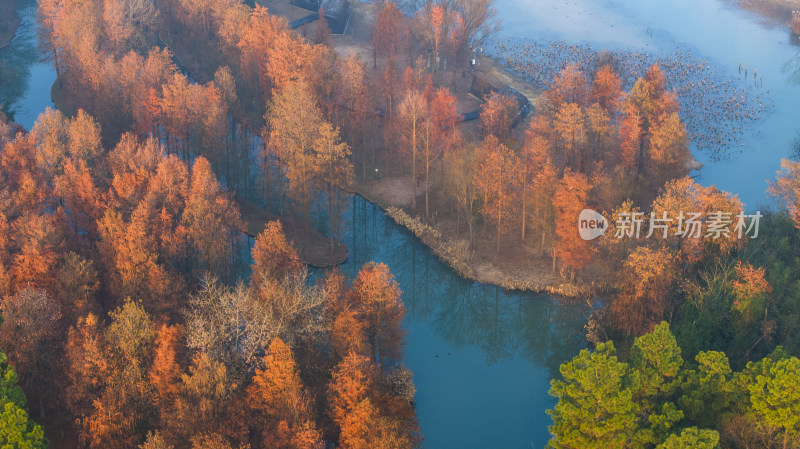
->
293, 0, 320, 12
292, 0, 350, 34
319, 0, 350, 34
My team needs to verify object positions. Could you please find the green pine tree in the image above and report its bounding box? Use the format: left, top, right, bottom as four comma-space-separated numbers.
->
0, 350, 47, 449
656, 427, 719, 449
0, 351, 26, 410
547, 341, 637, 448
748, 356, 800, 449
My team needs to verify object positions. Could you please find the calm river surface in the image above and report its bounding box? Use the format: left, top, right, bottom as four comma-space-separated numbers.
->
0, 2, 55, 130
3, 0, 798, 447
338, 196, 589, 449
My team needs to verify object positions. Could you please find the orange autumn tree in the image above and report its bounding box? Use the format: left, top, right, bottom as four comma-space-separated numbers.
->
419, 87, 459, 222
10, 212, 63, 294
64, 313, 108, 420
247, 338, 323, 449
107, 134, 163, 215
649, 177, 743, 265
591, 65, 622, 114
395, 89, 429, 211
332, 307, 369, 360
169, 352, 245, 443
328, 353, 374, 427
265, 80, 323, 217
325, 271, 369, 359
610, 246, 679, 336
648, 111, 690, 187
182, 157, 241, 275
619, 64, 683, 176
547, 63, 590, 106
54, 159, 106, 234
371, 1, 405, 68
250, 220, 304, 285
585, 102, 612, 162
430, 5, 444, 73
137, 154, 190, 268
337, 54, 370, 175
475, 135, 520, 253
554, 102, 586, 171
238, 5, 289, 99
150, 324, 184, 410
731, 261, 772, 319
80, 300, 156, 449
520, 126, 556, 241
96, 207, 160, 308
430, 87, 460, 144
348, 262, 406, 366
312, 122, 353, 252
2, 133, 50, 216
553, 169, 594, 273
340, 399, 413, 449
618, 98, 642, 170
328, 353, 415, 449
769, 158, 800, 229
479, 92, 518, 141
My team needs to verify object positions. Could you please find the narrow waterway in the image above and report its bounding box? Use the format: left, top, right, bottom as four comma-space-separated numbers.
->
0, 2, 55, 130
338, 196, 590, 449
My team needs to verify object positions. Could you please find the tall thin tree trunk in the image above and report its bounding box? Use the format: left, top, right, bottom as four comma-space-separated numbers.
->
411, 120, 417, 210
496, 208, 502, 253
468, 216, 474, 250
329, 185, 335, 253
425, 156, 430, 222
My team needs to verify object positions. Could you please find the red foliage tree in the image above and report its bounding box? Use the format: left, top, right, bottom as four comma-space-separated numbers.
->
553, 169, 594, 272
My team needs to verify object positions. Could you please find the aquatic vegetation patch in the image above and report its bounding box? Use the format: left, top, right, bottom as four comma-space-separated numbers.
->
494, 39, 774, 161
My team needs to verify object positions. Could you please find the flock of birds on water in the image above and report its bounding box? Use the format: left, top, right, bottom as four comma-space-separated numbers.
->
493, 39, 775, 161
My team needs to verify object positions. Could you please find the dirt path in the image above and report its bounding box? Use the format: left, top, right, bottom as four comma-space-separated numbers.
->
473, 53, 543, 105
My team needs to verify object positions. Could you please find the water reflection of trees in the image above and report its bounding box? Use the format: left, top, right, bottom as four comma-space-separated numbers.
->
784, 31, 800, 83
0, 4, 41, 120
785, 50, 800, 84
345, 196, 590, 377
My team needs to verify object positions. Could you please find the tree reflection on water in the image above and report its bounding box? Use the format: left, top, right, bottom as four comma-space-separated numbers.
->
0, 2, 45, 122
339, 195, 590, 378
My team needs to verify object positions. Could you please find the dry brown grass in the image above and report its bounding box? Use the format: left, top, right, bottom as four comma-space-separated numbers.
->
729, 0, 800, 27
383, 204, 596, 299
